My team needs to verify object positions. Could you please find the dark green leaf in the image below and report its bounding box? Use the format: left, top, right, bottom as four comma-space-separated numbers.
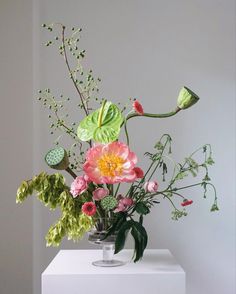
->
114, 220, 132, 254
135, 202, 150, 215
130, 221, 148, 262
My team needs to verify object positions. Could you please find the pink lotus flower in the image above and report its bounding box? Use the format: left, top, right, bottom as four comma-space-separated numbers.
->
83, 142, 138, 184
70, 175, 89, 197
133, 100, 144, 115
93, 188, 109, 201
82, 202, 97, 216
114, 196, 134, 212
133, 167, 144, 178
144, 181, 158, 193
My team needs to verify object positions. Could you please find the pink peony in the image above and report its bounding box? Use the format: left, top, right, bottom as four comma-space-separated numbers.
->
93, 188, 109, 201
70, 175, 89, 198
82, 202, 97, 216
114, 196, 134, 212
133, 100, 144, 115
83, 141, 138, 184
144, 181, 158, 193
133, 167, 144, 178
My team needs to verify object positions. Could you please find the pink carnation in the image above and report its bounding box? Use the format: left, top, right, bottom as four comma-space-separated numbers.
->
82, 202, 97, 216
114, 196, 134, 212
83, 141, 138, 184
70, 175, 88, 198
93, 188, 109, 201
144, 181, 158, 193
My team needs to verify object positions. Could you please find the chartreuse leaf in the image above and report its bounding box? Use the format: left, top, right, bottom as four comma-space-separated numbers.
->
77, 100, 123, 143
17, 172, 94, 247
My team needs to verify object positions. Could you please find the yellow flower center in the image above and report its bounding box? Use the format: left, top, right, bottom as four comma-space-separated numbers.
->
98, 153, 124, 177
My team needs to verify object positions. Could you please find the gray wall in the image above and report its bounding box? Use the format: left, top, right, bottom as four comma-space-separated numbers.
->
0, 1, 235, 294
0, 0, 33, 294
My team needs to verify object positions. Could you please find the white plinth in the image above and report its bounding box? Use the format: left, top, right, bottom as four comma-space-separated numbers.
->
42, 249, 185, 294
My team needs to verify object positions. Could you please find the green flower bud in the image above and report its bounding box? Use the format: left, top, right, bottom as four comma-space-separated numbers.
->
177, 86, 200, 109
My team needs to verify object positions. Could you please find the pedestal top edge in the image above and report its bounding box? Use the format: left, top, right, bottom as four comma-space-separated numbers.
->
42, 249, 185, 276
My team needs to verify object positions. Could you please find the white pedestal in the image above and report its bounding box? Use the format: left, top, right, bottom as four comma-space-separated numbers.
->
42, 249, 185, 294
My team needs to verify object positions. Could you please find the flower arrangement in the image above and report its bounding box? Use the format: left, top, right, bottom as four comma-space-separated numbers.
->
16, 23, 218, 263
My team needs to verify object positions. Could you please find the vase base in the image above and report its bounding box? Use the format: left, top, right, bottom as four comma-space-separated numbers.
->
92, 260, 125, 267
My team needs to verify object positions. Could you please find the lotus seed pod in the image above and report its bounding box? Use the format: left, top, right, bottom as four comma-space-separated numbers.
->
101, 196, 118, 211
45, 147, 69, 170
177, 86, 200, 110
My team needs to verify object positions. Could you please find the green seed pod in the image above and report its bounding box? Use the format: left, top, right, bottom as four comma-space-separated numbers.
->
45, 147, 69, 170
177, 86, 200, 110
101, 196, 118, 211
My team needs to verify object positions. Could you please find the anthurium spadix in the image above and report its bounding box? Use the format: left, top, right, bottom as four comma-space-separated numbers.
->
77, 100, 124, 144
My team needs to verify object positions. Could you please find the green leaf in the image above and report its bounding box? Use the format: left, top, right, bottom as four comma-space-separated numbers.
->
103, 212, 126, 240
114, 220, 132, 254
77, 101, 123, 143
206, 156, 215, 165
175, 171, 188, 181
135, 202, 150, 215
130, 221, 148, 262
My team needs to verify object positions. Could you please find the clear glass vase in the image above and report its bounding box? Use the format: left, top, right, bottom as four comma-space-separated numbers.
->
88, 230, 125, 267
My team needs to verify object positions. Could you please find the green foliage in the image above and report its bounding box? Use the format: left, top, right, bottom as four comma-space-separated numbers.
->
16, 172, 94, 246
130, 221, 148, 262
114, 220, 133, 254
16, 172, 66, 208
171, 209, 188, 220
46, 213, 94, 246
114, 219, 148, 262
135, 202, 150, 215
77, 101, 123, 143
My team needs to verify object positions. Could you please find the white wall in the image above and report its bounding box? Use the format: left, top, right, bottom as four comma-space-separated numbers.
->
1, 1, 234, 294
0, 0, 33, 293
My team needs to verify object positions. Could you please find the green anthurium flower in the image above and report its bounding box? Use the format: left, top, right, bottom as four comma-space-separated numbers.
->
177, 86, 200, 109
77, 100, 124, 143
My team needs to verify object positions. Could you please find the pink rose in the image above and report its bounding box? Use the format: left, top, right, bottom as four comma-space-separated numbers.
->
70, 175, 88, 198
114, 196, 134, 212
144, 181, 158, 193
83, 174, 92, 183
93, 188, 109, 201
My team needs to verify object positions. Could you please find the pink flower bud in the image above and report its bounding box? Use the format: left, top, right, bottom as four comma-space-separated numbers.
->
133, 100, 144, 115
114, 197, 134, 212
93, 188, 109, 201
144, 181, 158, 193
133, 167, 144, 178
122, 198, 134, 206
181, 199, 193, 207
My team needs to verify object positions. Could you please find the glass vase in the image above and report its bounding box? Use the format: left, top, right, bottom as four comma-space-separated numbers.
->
88, 229, 125, 267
